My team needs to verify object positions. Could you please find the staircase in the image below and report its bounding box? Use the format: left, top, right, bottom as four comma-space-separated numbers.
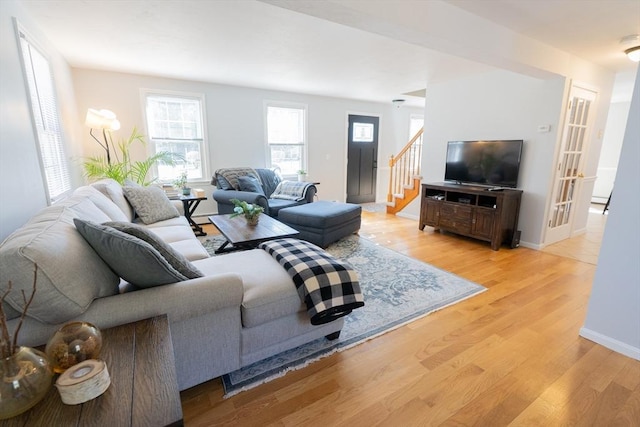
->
387, 128, 423, 214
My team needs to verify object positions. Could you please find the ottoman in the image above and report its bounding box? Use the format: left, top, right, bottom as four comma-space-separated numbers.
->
278, 201, 362, 247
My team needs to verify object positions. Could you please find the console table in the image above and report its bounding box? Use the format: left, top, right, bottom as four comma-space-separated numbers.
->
4, 316, 183, 427
180, 194, 207, 236
419, 182, 522, 250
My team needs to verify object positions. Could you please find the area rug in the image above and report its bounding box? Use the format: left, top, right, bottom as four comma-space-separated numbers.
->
201, 235, 486, 397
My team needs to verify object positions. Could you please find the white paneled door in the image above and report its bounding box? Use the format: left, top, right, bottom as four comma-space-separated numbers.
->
545, 85, 597, 245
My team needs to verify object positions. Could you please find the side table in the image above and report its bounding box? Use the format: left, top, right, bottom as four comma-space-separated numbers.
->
180, 194, 207, 236
3, 316, 183, 427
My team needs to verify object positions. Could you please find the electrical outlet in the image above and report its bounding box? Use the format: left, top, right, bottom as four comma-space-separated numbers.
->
537, 125, 551, 133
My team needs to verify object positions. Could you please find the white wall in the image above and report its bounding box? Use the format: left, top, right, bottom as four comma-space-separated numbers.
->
593, 101, 632, 202
0, 0, 81, 242
401, 69, 566, 247
71, 69, 423, 217
580, 70, 640, 360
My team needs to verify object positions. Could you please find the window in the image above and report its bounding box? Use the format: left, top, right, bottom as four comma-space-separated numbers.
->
409, 114, 424, 141
143, 91, 206, 181
18, 24, 72, 203
266, 103, 307, 176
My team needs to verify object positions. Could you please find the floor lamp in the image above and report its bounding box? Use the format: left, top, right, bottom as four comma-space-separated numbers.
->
85, 108, 120, 165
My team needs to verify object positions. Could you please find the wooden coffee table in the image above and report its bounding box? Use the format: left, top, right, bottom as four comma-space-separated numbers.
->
7, 316, 183, 427
208, 214, 299, 253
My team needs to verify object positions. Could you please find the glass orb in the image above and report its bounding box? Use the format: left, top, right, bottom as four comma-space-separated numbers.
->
45, 322, 102, 374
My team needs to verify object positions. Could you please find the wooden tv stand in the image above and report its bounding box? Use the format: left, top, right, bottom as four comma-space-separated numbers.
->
419, 182, 522, 251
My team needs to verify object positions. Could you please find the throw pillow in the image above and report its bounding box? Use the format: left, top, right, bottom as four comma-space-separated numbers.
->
214, 173, 233, 190
215, 167, 262, 190
73, 218, 188, 288
122, 185, 179, 224
237, 175, 265, 195
104, 221, 204, 279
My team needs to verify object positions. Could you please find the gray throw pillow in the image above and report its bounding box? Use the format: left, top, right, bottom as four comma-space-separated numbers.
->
73, 219, 188, 288
122, 185, 179, 224
104, 221, 204, 279
237, 175, 265, 195
214, 173, 233, 190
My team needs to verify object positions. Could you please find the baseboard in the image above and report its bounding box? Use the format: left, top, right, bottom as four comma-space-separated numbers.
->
396, 212, 419, 221
518, 241, 543, 250
579, 327, 640, 360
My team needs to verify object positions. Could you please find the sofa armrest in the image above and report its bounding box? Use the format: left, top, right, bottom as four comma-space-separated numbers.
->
303, 184, 317, 203
212, 189, 269, 214
16, 273, 244, 347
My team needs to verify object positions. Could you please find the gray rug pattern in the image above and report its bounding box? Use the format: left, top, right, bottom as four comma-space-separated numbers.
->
201, 235, 486, 397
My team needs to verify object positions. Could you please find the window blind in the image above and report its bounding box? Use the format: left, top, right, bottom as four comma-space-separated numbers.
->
19, 30, 71, 203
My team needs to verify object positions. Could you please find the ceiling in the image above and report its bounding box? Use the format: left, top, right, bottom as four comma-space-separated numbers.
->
18, 0, 640, 107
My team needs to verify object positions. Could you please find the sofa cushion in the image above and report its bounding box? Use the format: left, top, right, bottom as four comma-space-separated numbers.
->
237, 176, 265, 195
278, 201, 362, 228
255, 168, 281, 198
0, 206, 120, 324
2, 301, 21, 320
74, 219, 189, 288
105, 221, 204, 279
72, 186, 130, 222
91, 179, 135, 221
192, 250, 302, 327
123, 185, 180, 224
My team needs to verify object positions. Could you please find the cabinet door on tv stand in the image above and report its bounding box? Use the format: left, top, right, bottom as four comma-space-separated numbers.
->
472, 208, 495, 240
423, 200, 440, 228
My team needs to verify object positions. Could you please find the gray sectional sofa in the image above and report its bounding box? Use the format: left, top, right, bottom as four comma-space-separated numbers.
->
0, 179, 343, 391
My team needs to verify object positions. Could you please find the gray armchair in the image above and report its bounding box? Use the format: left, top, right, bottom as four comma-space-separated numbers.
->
212, 168, 316, 217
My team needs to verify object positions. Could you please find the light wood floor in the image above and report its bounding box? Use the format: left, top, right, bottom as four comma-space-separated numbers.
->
181, 209, 639, 426
541, 204, 608, 265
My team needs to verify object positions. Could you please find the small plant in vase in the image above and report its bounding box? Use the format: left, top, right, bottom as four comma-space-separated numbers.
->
0, 265, 53, 420
230, 198, 264, 226
297, 169, 307, 182
173, 171, 191, 196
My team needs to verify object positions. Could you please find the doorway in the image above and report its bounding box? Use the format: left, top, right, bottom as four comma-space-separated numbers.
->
347, 114, 379, 203
546, 85, 597, 245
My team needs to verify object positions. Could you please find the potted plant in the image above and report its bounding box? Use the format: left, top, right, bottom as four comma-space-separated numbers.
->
297, 169, 307, 182
173, 171, 191, 196
83, 127, 182, 186
229, 198, 264, 226
0, 266, 53, 420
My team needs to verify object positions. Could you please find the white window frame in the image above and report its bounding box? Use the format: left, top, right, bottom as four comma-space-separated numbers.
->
15, 20, 72, 204
264, 101, 308, 178
141, 89, 208, 183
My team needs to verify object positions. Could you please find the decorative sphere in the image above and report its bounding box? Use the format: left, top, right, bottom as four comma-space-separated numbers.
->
45, 322, 102, 373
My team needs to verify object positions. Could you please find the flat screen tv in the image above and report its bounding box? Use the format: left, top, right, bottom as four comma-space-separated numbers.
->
444, 140, 523, 188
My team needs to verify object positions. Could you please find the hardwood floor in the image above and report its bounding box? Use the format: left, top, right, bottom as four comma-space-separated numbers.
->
181, 210, 639, 426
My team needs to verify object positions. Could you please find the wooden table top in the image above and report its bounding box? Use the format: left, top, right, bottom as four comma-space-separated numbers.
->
208, 214, 298, 246
3, 316, 183, 427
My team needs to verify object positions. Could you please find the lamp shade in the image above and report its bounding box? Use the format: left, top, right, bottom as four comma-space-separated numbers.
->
85, 108, 120, 130
85, 108, 106, 128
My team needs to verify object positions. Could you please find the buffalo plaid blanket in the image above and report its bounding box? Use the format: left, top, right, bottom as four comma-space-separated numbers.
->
270, 181, 313, 201
259, 238, 364, 325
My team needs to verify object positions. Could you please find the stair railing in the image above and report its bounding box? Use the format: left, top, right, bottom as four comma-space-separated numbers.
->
387, 128, 423, 203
